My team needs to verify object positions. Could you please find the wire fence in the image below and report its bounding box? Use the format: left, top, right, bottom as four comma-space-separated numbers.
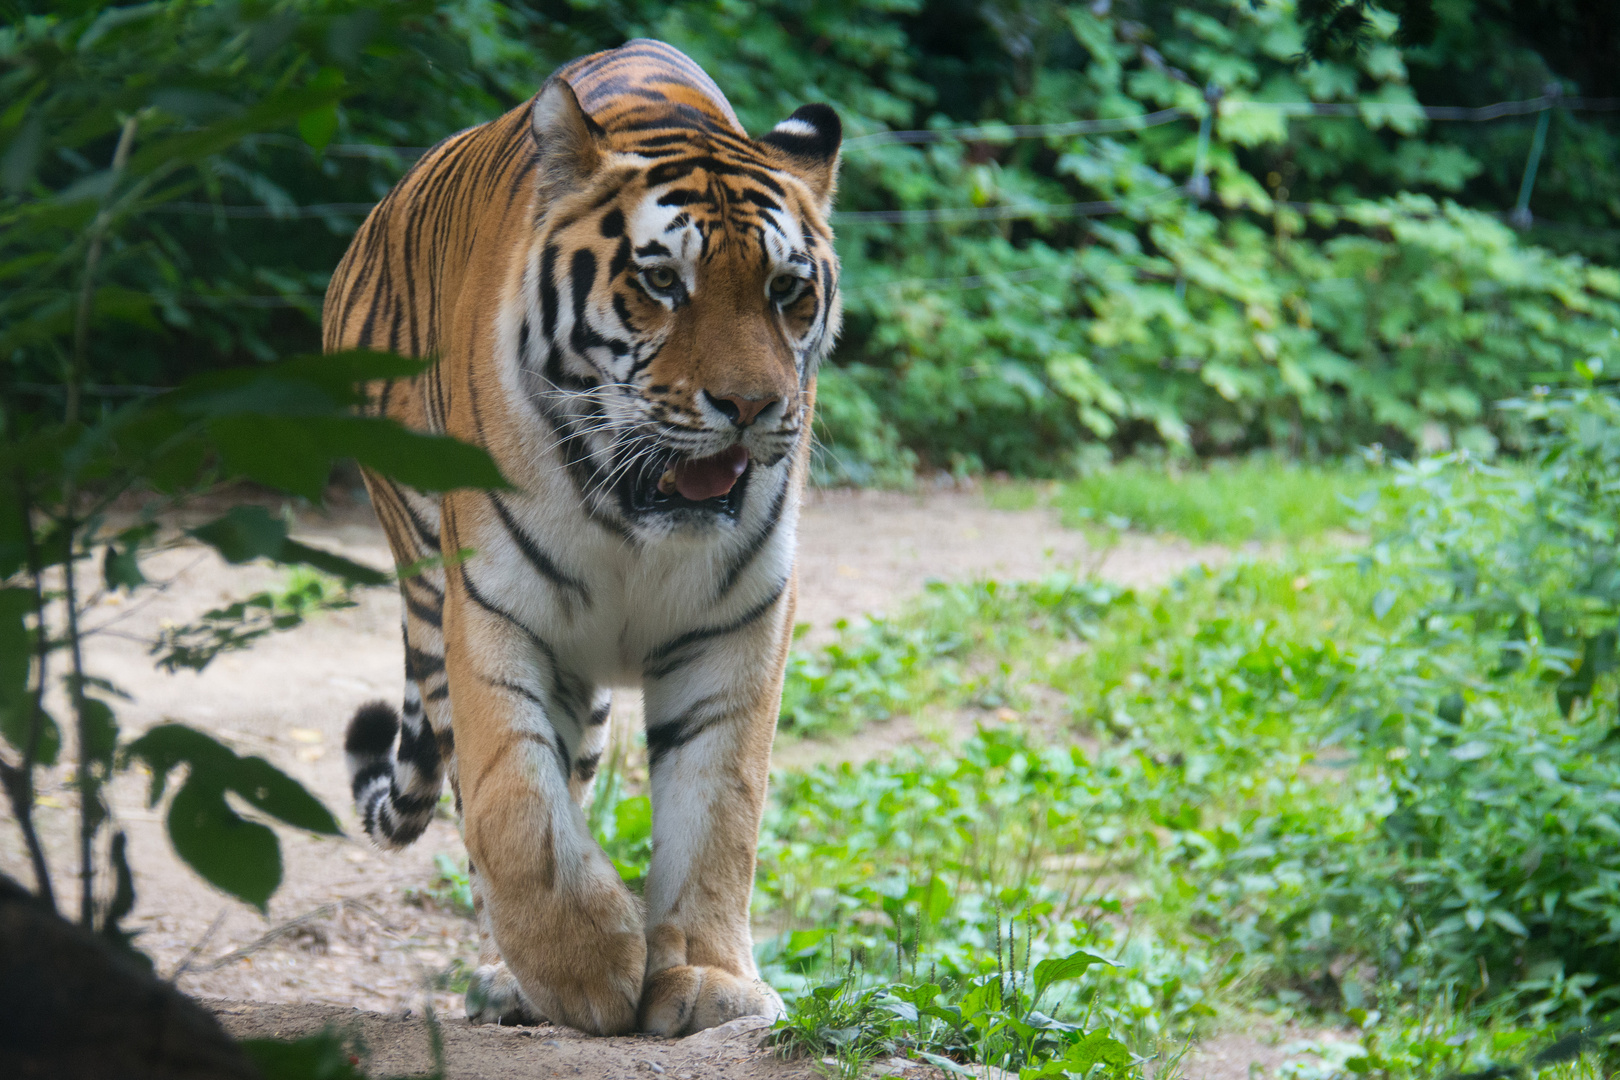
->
146, 88, 1620, 301
155, 89, 1620, 230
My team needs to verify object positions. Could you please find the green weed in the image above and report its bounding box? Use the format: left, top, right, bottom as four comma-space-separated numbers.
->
991, 457, 1377, 545
757, 386, 1620, 1076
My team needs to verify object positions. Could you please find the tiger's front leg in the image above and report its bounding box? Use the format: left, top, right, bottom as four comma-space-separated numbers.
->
443, 519, 645, 1035
635, 590, 794, 1035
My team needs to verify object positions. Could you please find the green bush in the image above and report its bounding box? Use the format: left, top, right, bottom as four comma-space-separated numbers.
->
6, 1, 1619, 478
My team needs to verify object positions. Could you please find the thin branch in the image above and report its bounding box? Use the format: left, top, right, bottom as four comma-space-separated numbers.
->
166, 908, 229, 982
187, 898, 399, 974
68, 116, 139, 429
80, 552, 207, 637
66, 115, 140, 929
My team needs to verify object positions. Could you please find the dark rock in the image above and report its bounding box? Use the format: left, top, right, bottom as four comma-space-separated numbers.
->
0, 874, 260, 1079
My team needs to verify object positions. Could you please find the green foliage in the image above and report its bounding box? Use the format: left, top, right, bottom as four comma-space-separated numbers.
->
780, 577, 1127, 738
240, 1029, 369, 1080
125, 723, 341, 910
994, 455, 1375, 543
6, 0, 1619, 478
740, 381, 1620, 1075
153, 565, 359, 672
427, 852, 474, 918
771, 947, 1136, 1080
0, 0, 508, 972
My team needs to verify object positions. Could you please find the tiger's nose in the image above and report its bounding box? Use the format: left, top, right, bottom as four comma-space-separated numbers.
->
704, 390, 777, 428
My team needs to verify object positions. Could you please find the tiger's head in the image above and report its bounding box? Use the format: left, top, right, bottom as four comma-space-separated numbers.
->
515, 61, 840, 535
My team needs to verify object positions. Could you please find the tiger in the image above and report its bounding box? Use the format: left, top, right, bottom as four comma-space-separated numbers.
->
321, 39, 841, 1036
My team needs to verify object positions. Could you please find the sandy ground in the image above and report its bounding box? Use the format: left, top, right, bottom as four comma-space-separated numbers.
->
0, 486, 1308, 1078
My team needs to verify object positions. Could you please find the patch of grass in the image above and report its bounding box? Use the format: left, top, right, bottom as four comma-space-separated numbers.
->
420, 412, 1620, 1078
778, 578, 1131, 740
989, 456, 1377, 544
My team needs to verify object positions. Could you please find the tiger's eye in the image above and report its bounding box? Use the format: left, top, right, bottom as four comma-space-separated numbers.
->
645, 266, 677, 290
769, 274, 799, 298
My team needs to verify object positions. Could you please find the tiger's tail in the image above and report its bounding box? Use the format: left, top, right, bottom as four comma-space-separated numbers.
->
344, 693, 443, 849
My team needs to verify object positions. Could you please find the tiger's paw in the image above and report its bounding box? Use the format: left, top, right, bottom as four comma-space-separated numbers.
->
466, 963, 544, 1026
638, 965, 785, 1037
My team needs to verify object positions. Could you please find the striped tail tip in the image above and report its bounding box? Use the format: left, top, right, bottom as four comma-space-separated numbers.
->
345, 700, 439, 849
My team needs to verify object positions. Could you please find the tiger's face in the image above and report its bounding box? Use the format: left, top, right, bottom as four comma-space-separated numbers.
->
519, 81, 841, 534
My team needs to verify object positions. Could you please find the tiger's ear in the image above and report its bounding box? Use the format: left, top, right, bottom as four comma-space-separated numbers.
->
760, 104, 842, 208
531, 76, 607, 202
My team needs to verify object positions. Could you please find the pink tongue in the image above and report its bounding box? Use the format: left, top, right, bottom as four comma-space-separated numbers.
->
672, 446, 750, 501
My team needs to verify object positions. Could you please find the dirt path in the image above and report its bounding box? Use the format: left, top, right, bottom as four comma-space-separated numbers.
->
4, 486, 1258, 1077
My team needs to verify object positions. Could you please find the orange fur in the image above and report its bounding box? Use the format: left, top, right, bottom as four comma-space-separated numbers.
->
326, 40, 840, 1035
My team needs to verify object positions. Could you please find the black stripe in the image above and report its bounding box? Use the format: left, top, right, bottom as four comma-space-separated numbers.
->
457, 560, 560, 670
539, 243, 561, 340
403, 587, 443, 628
608, 235, 632, 281
407, 573, 444, 599
397, 717, 443, 778
362, 786, 384, 836
643, 582, 786, 679
404, 644, 445, 681
569, 248, 613, 357
645, 694, 726, 768
381, 478, 442, 552
612, 292, 640, 335
351, 761, 391, 802
488, 493, 592, 604
715, 478, 789, 600
388, 779, 438, 817
486, 676, 546, 710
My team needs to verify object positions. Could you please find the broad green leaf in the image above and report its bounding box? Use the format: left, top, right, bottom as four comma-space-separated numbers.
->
103, 543, 147, 591
278, 539, 389, 587
334, 418, 510, 493
189, 507, 388, 586
1486, 909, 1529, 937
78, 694, 119, 769
875, 996, 918, 1023
207, 415, 506, 501
206, 416, 335, 500
1033, 948, 1114, 993
125, 723, 342, 908
125, 722, 340, 829
230, 755, 341, 835
240, 1031, 367, 1080
0, 586, 33, 711
166, 775, 282, 911
916, 1051, 975, 1077
189, 506, 294, 563
297, 104, 340, 152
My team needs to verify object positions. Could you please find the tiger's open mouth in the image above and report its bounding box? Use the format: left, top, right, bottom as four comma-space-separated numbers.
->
627, 445, 752, 516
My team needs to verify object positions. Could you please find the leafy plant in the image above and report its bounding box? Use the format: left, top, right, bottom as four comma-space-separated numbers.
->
771, 942, 1136, 1080
992, 455, 1376, 544
7, 1, 1619, 480
0, 0, 505, 975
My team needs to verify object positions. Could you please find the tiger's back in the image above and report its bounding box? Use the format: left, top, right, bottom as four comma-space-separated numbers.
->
323, 40, 841, 1036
